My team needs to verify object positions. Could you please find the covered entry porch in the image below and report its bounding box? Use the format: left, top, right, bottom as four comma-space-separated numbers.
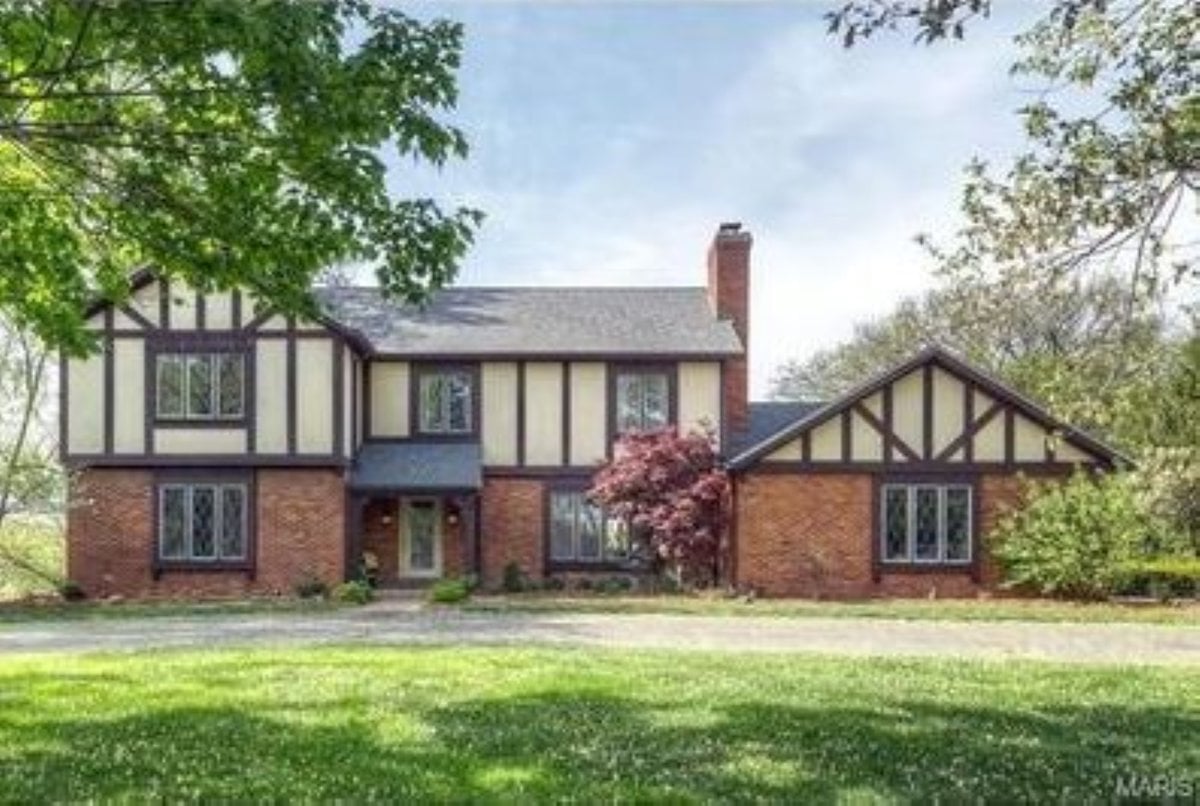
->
346, 442, 482, 586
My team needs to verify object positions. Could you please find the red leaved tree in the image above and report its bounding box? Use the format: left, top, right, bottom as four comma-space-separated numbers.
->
589, 427, 730, 586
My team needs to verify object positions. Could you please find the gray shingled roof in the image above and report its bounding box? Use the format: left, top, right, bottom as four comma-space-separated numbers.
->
349, 442, 482, 492
314, 286, 743, 357
728, 400, 826, 456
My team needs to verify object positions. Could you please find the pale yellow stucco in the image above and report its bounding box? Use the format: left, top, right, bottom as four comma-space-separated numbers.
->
931, 366, 964, 457
481, 362, 518, 465
67, 354, 105, 453
891, 369, 924, 455
810, 417, 841, 461
1014, 412, 1047, 462
168, 288, 196, 330
569, 362, 607, 466
112, 339, 145, 454
130, 280, 161, 327
850, 409, 882, 461
524, 362, 563, 465
255, 340, 288, 453
369, 362, 410, 438
296, 338, 333, 454
155, 428, 246, 454
205, 291, 235, 330
677, 361, 722, 441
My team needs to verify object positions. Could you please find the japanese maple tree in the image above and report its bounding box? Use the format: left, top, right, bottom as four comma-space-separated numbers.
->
589, 427, 730, 586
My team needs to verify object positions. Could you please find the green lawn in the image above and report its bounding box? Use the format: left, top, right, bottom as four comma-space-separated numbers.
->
0, 647, 1195, 803
466, 593, 1200, 626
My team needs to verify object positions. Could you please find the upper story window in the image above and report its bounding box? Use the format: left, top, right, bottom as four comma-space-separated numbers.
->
417, 366, 474, 435
156, 353, 244, 421
614, 367, 671, 433
881, 483, 973, 565
156, 353, 245, 421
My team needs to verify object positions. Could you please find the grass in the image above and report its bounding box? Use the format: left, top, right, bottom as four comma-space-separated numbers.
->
0, 597, 348, 625
0, 646, 1195, 803
465, 593, 1200, 626
0, 515, 63, 601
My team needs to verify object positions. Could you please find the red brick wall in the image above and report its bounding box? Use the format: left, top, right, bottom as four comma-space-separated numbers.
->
707, 225, 751, 435
360, 496, 467, 583
733, 470, 1035, 599
481, 478, 543, 586
67, 467, 345, 599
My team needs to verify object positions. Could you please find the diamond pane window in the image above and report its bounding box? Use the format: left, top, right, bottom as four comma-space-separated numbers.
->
160, 487, 188, 559
157, 483, 249, 563
880, 484, 973, 565
191, 487, 217, 558
883, 487, 909, 561
220, 487, 246, 559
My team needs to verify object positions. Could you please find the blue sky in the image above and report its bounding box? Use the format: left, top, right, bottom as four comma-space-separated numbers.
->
390, 2, 1039, 396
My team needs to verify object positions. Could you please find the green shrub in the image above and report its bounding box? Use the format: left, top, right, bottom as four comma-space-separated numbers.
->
57, 580, 85, 602
332, 580, 374, 605
595, 575, 634, 595
1115, 556, 1200, 601
991, 473, 1152, 600
293, 575, 329, 600
540, 575, 565, 592
502, 561, 527, 593
430, 578, 470, 604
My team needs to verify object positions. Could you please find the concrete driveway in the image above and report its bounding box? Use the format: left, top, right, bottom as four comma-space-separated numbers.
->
2, 602, 1198, 664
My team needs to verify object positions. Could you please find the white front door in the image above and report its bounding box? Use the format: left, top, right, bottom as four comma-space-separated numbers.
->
401, 499, 441, 577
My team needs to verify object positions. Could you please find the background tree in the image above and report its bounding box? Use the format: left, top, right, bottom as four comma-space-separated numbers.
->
589, 428, 730, 587
0, 0, 480, 355
828, 0, 1197, 309
0, 314, 62, 589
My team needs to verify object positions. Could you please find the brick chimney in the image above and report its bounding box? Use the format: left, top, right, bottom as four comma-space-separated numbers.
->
707, 222, 751, 438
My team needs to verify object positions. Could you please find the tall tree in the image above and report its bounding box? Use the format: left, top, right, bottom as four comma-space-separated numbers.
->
0, 0, 480, 355
828, 0, 1198, 308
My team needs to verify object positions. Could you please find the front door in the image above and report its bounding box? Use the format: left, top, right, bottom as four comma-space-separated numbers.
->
401, 498, 441, 577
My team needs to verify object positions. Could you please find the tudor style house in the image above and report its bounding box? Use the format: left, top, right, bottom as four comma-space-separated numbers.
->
62, 223, 1124, 599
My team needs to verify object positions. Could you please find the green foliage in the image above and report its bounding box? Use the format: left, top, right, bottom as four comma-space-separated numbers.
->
0, 1, 481, 353
594, 575, 635, 595
991, 473, 1170, 600
56, 580, 85, 602
331, 580, 373, 605
429, 577, 470, 604
1116, 556, 1200, 601
501, 561, 527, 593
0, 516, 63, 600
293, 574, 329, 600
1, 647, 1197, 802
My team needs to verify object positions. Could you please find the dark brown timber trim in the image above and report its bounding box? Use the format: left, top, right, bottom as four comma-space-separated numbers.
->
922, 363, 933, 460
841, 411, 852, 461
562, 361, 572, 465
934, 402, 1003, 463
516, 361, 527, 466
103, 308, 114, 454
1004, 408, 1015, 465
963, 381, 974, 463
159, 278, 170, 330
286, 317, 297, 454
119, 304, 155, 330
195, 291, 206, 331
882, 383, 894, 463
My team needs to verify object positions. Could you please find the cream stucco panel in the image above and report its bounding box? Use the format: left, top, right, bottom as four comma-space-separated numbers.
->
569, 362, 607, 466
975, 413, 1005, 461
112, 309, 143, 330
1014, 413, 1047, 462
482, 362, 518, 465
130, 280, 161, 327
168, 289, 196, 330
155, 428, 246, 454
524, 362, 563, 465
296, 338, 333, 454
370, 362, 410, 438
205, 291, 234, 330
810, 417, 841, 461
850, 409, 882, 461
862, 391, 882, 419
764, 439, 802, 462
112, 339, 145, 454
932, 367, 964, 457
1055, 440, 1095, 464
67, 355, 105, 453
255, 340, 288, 453
677, 362, 721, 442
891, 369, 924, 457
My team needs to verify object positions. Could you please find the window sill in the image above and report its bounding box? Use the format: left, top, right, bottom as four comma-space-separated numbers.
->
877, 562, 974, 574
153, 561, 254, 574
154, 419, 249, 429
547, 560, 638, 573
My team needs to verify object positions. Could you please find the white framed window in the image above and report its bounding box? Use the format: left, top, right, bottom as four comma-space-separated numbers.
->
549, 490, 630, 564
156, 353, 244, 420
615, 369, 670, 432
417, 369, 474, 434
881, 483, 972, 564
159, 483, 248, 562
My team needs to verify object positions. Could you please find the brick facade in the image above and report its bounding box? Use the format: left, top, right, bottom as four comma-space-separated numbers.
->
480, 477, 544, 587
733, 471, 1032, 598
67, 467, 345, 599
